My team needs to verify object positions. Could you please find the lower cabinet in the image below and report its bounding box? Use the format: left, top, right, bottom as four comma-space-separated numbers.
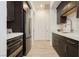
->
58, 36, 66, 57
52, 33, 79, 57
52, 33, 66, 57
7, 35, 23, 57
52, 34, 59, 51
66, 39, 78, 57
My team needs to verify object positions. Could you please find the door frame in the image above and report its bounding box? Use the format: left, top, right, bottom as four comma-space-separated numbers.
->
31, 9, 52, 46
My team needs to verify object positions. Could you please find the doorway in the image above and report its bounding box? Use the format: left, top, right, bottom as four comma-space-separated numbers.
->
33, 10, 50, 41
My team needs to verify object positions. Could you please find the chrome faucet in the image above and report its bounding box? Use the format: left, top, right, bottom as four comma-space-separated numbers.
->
67, 19, 73, 32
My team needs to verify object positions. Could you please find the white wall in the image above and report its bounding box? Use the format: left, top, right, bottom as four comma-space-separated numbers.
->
31, 9, 35, 44
50, 8, 57, 46
32, 8, 58, 45
50, 8, 57, 32
67, 10, 79, 32
33, 9, 50, 40
31, 1, 59, 45
0, 1, 7, 56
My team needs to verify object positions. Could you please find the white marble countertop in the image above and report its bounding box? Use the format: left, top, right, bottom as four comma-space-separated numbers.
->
7, 33, 23, 39
53, 31, 79, 41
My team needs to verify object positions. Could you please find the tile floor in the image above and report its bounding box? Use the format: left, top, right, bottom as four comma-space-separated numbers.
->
26, 40, 59, 57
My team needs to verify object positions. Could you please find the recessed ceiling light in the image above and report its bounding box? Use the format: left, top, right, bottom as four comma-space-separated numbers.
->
23, 2, 29, 11
40, 4, 44, 8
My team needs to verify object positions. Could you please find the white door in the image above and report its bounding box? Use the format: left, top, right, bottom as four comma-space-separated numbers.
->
33, 10, 50, 40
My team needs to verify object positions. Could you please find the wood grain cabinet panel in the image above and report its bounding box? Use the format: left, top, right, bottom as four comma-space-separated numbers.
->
57, 1, 69, 24
66, 39, 78, 57
7, 1, 15, 21
52, 33, 79, 57
76, 2, 79, 18
7, 35, 23, 57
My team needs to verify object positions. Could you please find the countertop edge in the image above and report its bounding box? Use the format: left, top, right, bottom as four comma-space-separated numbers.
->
52, 31, 79, 41
7, 33, 23, 39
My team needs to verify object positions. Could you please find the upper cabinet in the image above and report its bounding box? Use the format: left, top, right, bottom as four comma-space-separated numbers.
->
76, 2, 79, 18
57, 1, 79, 24
57, 1, 69, 24
7, 1, 15, 21
62, 2, 76, 16
7, 2, 23, 32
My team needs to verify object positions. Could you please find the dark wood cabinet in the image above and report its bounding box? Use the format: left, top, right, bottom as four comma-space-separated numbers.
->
52, 33, 79, 57
76, 2, 79, 18
52, 34, 59, 52
52, 33, 66, 57
77, 6, 79, 18
7, 1, 15, 21
66, 39, 78, 57
57, 1, 79, 23
14, 1, 23, 32
57, 1, 69, 12
57, 12, 67, 24
7, 35, 23, 57
60, 16, 67, 23
58, 35, 66, 57
57, 1, 69, 24
61, 2, 76, 16
7, 1, 23, 32
57, 10, 61, 24
57, 1, 79, 24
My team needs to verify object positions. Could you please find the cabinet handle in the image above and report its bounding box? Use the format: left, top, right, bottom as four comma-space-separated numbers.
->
67, 40, 77, 45
65, 44, 67, 53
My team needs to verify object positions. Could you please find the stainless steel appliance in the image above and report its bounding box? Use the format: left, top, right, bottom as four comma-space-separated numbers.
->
23, 9, 31, 56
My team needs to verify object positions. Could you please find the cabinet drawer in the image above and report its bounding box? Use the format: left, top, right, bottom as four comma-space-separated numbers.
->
7, 41, 22, 56
7, 35, 23, 45
8, 45, 23, 57
8, 39, 21, 47
7, 35, 23, 57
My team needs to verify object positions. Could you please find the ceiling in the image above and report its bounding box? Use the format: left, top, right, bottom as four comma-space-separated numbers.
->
31, 1, 51, 10
23, 2, 29, 12
31, 1, 61, 10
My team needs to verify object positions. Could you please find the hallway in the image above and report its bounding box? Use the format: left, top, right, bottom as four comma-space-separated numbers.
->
26, 40, 59, 57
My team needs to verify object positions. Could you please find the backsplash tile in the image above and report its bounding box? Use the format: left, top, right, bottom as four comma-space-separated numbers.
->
67, 10, 79, 32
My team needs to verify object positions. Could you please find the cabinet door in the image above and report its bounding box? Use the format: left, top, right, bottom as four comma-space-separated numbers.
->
58, 35, 66, 57
7, 1, 14, 21
77, 6, 79, 18
52, 33, 66, 57
76, 2, 79, 18
52, 33, 57, 49
52, 33, 60, 54
66, 39, 78, 57
57, 1, 69, 24
57, 11, 61, 24
57, 9, 67, 24
60, 16, 67, 23
52, 33, 58, 51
